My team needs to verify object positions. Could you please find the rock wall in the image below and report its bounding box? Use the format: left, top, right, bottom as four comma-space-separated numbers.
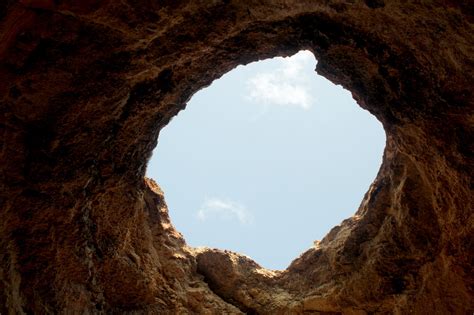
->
0, 0, 472, 313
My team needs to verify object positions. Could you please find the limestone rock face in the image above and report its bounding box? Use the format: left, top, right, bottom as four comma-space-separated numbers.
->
0, 1, 472, 313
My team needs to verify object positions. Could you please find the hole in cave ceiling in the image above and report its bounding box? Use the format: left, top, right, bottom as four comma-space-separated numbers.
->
146, 50, 386, 270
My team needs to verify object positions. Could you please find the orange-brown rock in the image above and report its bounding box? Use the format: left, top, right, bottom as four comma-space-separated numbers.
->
0, 0, 472, 313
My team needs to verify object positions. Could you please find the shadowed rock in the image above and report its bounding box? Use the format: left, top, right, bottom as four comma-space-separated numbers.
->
0, 0, 472, 313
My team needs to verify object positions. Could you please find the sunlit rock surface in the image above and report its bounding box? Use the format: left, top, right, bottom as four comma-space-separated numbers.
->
0, 1, 472, 313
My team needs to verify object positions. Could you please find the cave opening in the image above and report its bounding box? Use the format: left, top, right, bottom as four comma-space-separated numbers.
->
147, 50, 386, 270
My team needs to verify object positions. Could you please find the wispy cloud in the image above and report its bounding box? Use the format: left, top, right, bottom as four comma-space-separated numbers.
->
247, 50, 316, 110
197, 198, 253, 225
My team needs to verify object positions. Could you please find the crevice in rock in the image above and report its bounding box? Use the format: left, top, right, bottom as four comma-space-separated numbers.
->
198, 271, 257, 315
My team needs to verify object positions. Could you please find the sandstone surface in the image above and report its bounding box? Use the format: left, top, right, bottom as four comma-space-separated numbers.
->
0, 0, 473, 313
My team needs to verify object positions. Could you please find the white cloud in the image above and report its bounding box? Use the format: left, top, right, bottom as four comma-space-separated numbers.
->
246, 50, 316, 110
197, 198, 253, 225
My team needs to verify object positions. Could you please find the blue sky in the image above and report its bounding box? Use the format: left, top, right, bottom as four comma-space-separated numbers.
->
147, 51, 386, 270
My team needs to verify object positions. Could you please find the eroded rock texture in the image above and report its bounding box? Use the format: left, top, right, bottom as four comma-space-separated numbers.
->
0, 0, 473, 313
